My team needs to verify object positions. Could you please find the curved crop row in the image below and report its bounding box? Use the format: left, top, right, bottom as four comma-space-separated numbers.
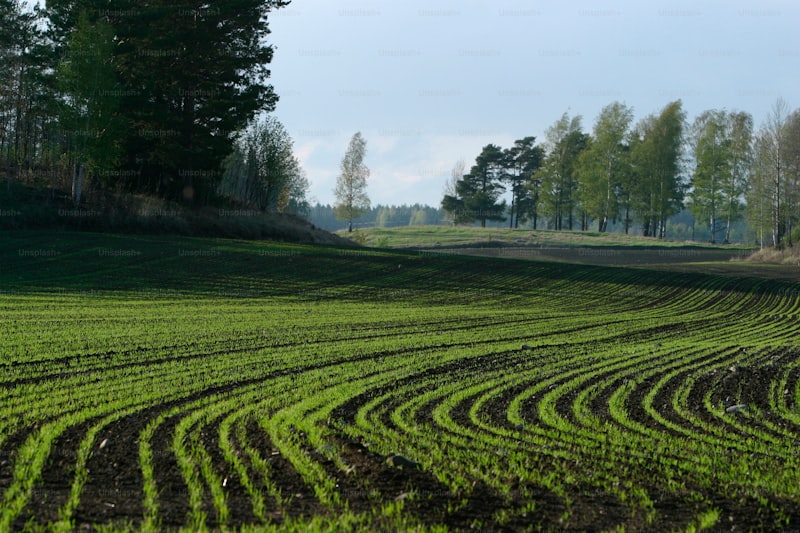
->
1, 236, 799, 531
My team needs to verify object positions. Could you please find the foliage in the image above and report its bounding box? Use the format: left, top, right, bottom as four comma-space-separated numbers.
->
334, 132, 371, 232
442, 144, 507, 227
689, 110, 753, 244
747, 99, 791, 248
629, 100, 687, 238
534, 112, 588, 230
57, 10, 123, 205
504, 137, 543, 229
218, 116, 309, 214
576, 102, 634, 232
780, 109, 800, 247
41, 0, 290, 202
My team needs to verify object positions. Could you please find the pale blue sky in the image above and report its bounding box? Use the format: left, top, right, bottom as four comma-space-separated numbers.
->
267, 0, 799, 207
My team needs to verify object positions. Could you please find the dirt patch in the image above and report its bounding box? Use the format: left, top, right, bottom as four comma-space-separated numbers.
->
243, 419, 329, 523
423, 246, 800, 281
12, 424, 84, 529
72, 414, 148, 528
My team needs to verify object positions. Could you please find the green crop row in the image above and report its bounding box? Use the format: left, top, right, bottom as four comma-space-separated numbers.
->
1, 232, 799, 531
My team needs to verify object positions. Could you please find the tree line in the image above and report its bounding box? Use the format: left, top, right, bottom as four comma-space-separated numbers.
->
0, 0, 310, 213
443, 99, 800, 247
310, 203, 446, 232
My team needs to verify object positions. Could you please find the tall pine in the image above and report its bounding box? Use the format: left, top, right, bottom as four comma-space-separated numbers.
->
46, 0, 289, 202
442, 144, 507, 227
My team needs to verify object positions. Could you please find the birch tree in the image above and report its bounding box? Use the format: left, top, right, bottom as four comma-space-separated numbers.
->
690, 110, 729, 242
335, 132, 370, 232
749, 98, 789, 247
442, 158, 465, 225
219, 116, 307, 212
576, 102, 634, 232
535, 112, 586, 230
630, 101, 686, 238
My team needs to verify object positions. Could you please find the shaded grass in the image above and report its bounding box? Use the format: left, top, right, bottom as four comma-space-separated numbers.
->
347, 225, 755, 251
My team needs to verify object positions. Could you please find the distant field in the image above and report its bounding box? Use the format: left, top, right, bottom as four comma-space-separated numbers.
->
349, 226, 800, 281
349, 225, 755, 250
1, 230, 800, 531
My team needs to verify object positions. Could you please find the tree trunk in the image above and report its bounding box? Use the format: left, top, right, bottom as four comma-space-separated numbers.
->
724, 200, 733, 244
509, 189, 515, 229
624, 204, 630, 235
72, 160, 84, 206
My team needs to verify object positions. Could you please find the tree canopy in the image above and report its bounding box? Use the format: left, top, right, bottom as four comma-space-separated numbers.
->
335, 132, 371, 232
2, 0, 290, 204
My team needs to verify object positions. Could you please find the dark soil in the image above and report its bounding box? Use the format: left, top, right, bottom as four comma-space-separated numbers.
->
429, 246, 800, 281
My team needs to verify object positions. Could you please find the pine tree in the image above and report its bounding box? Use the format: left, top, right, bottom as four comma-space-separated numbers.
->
504, 137, 543, 229
58, 10, 122, 205
45, 0, 290, 202
442, 144, 506, 227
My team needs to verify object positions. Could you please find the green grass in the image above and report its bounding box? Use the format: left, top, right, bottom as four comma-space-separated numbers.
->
345, 224, 755, 250
1, 230, 799, 531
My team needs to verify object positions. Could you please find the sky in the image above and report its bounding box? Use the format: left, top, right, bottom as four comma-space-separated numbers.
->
266, 0, 799, 207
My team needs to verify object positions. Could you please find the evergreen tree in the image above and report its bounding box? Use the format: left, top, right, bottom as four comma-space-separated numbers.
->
504, 137, 543, 229
442, 144, 506, 227
58, 10, 123, 205
1, 0, 47, 188
45, 0, 290, 202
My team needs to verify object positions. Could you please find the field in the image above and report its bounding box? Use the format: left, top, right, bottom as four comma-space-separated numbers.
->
350, 225, 755, 250
1, 230, 800, 531
351, 226, 800, 281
